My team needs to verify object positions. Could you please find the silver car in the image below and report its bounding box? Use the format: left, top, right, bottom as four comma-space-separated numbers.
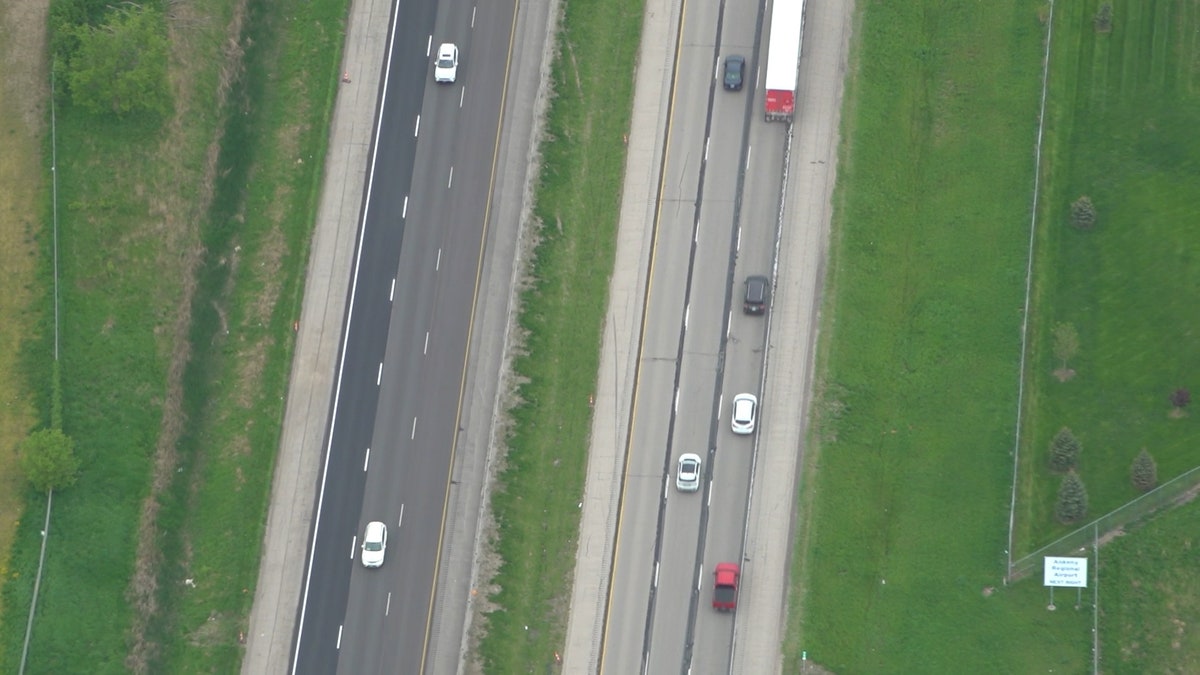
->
731, 393, 758, 435
676, 453, 702, 492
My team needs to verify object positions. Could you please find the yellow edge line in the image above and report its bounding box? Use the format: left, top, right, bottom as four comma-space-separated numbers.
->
418, 0, 522, 671
597, 0, 688, 670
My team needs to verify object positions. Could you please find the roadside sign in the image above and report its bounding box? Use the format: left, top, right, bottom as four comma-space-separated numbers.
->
1043, 556, 1088, 588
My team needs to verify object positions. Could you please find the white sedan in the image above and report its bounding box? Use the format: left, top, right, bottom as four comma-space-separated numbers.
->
361, 521, 387, 568
730, 393, 758, 435
434, 43, 459, 83
675, 453, 702, 492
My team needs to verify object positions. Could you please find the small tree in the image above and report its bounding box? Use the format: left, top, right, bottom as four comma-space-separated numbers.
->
1070, 196, 1097, 230
1170, 388, 1191, 409
1051, 322, 1079, 379
1094, 3, 1114, 32
1130, 448, 1157, 492
66, 5, 171, 117
1049, 427, 1082, 471
1055, 471, 1089, 524
20, 428, 81, 492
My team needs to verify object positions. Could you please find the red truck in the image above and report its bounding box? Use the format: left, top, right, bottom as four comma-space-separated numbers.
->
712, 562, 740, 611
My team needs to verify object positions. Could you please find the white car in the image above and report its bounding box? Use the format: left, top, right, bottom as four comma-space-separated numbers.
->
434, 43, 459, 83
730, 393, 758, 435
676, 453, 702, 492
361, 521, 387, 568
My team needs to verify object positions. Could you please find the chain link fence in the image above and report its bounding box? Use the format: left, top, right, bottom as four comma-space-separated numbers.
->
1007, 462, 1200, 582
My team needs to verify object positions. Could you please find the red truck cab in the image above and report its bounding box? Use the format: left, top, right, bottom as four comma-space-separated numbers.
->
712, 562, 740, 611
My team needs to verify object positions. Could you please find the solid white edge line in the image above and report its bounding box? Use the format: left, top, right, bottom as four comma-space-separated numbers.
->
291, 0, 404, 669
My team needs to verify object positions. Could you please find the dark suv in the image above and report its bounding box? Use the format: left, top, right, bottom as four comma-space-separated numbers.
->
723, 55, 745, 91
743, 275, 769, 315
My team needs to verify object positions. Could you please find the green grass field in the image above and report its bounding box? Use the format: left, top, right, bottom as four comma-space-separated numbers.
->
1099, 498, 1200, 672
475, 0, 642, 670
1015, 0, 1200, 552
785, 2, 1091, 672
1, 0, 346, 671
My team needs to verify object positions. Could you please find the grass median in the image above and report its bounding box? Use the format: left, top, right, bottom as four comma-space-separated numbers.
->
474, 0, 642, 671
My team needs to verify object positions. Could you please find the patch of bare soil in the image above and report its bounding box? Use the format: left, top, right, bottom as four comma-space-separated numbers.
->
1054, 367, 1076, 382
0, 0, 48, 629
123, 1, 251, 672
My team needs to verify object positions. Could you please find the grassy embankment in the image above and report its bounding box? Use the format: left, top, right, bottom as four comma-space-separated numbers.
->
1, 0, 346, 672
475, 0, 642, 671
785, 2, 1090, 672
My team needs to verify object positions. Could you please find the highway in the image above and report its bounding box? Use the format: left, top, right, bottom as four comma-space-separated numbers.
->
290, 0, 520, 671
597, 0, 791, 671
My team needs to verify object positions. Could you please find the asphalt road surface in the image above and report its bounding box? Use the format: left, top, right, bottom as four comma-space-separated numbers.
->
290, 0, 519, 671
597, 0, 792, 670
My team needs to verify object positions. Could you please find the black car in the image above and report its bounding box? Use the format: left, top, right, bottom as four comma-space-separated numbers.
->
743, 275, 769, 315
723, 55, 745, 91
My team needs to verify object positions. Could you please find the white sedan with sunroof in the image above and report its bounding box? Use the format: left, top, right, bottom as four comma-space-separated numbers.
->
730, 393, 758, 435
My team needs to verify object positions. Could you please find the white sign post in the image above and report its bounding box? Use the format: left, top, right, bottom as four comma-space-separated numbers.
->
1043, 556, 1088, 610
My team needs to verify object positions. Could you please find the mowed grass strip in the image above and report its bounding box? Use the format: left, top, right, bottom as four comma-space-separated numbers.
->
1016, 0, 1200, 552
0, 0, 47, 641
477, 0, 642, 670
786, 2, 1089, 672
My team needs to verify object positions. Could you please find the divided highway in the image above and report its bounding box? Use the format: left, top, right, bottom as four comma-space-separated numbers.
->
290, 0, 518, 671
599, 0, 794, 672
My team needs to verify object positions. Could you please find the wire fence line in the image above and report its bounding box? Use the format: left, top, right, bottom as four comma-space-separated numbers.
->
1006, 462, 1200, 583
20, 66, 62, 675
1005, 0, 1056, 578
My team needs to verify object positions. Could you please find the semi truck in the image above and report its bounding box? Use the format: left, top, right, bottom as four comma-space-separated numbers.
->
763, 0, 806, 122
712, 562, 741, 611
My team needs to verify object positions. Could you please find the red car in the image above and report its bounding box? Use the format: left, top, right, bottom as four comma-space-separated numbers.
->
712, 562, 740, 611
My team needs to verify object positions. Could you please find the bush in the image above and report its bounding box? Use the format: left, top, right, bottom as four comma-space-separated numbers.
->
1070, 195, 1097, 230
1049, 427, 1081, 471
64, 5, 172, 117
1094, 3, 1114, 32
1130, 449, 1157, 492
1170, 387, 1190, 409
1055, 471, 1089, 524
20, 428, 81, 492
